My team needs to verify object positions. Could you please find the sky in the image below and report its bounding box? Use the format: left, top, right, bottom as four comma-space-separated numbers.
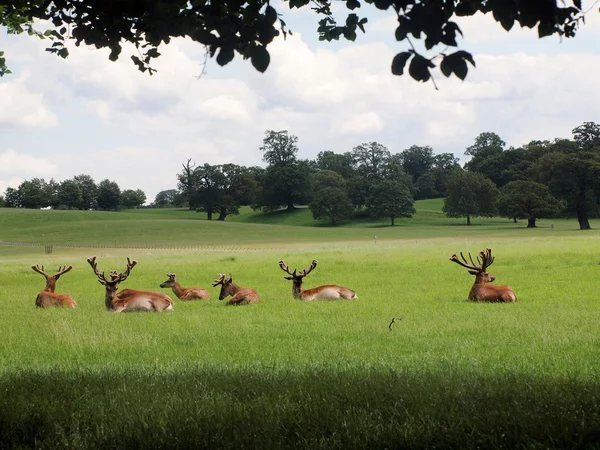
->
1, 3, 599, 203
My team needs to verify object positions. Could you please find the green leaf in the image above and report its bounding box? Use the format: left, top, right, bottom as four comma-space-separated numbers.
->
390, 51, 412, 76
250, 45, 270, 72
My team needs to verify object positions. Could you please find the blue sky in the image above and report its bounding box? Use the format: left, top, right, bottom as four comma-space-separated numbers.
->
1, 3, 599, 202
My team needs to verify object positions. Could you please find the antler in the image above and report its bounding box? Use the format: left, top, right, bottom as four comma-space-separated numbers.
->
31, 264, 49, 277
300, 260, 318, 277
479, 248, 495, 270
87, 256, 109, 284
212, 273, 226, 287
53, 265, 73, 277
278, 260, 296, 276
166, 273, 176, 278
87, 256, 137, 284
449, 251, 481, 271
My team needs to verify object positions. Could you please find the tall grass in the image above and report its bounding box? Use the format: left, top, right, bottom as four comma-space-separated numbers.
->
1, 205, 600, 448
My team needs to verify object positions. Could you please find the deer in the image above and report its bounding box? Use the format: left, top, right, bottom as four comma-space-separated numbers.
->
449, 248, 517, 303
31, 264, 77, 308
160, 273, 210, 301
87, 256, 174, 312
278, 259, 358, 301
212, 273, 260, 305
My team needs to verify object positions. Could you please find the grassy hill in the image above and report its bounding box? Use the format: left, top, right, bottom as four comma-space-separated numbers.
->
0, 199, 594, 248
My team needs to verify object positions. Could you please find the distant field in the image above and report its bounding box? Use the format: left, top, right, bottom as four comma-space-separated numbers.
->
1, 202, 600, 448
0, 200, 593, 249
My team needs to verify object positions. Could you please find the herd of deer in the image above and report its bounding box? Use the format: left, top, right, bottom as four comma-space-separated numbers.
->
31, 248, 517, 311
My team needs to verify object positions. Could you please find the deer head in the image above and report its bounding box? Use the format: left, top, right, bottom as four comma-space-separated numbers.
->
31, 264, 73, 292
449, 248, 496, 283
160, 273, 177, 289
212, 273, 234, 300
87, 256, 137, 300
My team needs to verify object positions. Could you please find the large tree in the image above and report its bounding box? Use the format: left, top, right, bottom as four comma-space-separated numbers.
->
216, 164, 259, 221
366, 180, 415, 226
18, 178, 49, 209
255, 130, 311, 212
57, 179, 82, 210
0, 1, 587, 85
497, 180, 563, 228
443, 170, 499, 225
96, 179, 121, 211
153, 189, 180, 208
72, 174, 97, 210
121, 189, 147, 209
309, 170, 354, 226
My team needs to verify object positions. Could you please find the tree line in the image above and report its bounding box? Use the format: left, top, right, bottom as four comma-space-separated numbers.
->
0, 175, 146, 211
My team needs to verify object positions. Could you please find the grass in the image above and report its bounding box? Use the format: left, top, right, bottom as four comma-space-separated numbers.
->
1, 203, 600, 448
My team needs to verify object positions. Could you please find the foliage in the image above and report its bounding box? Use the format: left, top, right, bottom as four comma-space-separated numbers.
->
0, 194, 4, 207
352, 142, 391, 182
0, 1, 587, 85
443, 170, 499, 225
572, 121, 600, 150
57, 179, 82, 210
497, 180, 563, 228
309, 170, 354, 226
121, 189, 147, 209
152, 189, 180, 208
316, 150, 356, 180
72, 174, 98, 210
17, 178, 50, 209
96, 179, 121, 211
255, 130, 311, 212
366, 179, 415, 226
3, 187, 20, 207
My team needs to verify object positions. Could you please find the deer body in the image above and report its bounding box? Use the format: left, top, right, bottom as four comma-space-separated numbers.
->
32, 265, 77, 308
88, 257, 174, 312
279, 260, 357, 301
160, 274, 210, 301
450, 248, 517, 303
212, 274, 260, 305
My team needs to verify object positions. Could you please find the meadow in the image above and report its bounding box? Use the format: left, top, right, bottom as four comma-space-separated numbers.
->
1, 202, 600, 449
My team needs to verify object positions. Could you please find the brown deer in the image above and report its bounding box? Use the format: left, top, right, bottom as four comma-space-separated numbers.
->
87, 256, 174, 312
449, 248, 517, 303
31, 264, 77, 308
212, 273, 260, 305
160, 273, 210, 301
278, 259, 358, 301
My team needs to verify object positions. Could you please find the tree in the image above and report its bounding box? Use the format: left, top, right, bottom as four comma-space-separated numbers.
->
572, 122, 600, 150
121, 189, 147, 209
352, 142, 391, 182
497, 180, 563, 228
3, 187, 21, 207
315, 151, 356, 180
72, 174, 98, 210
309, 171, 354, 226
0, 194, 5, 207
96, 179, 121, 211
443, 170, 499, 225
255, 130, 311, 212
366, 180, 415, 226
430, 153, 460, 197
216, 164, 259, 221
0, 1, 586, 85
57, 179, 82, 210
533, 151, 600, 230
153, 189, 179, 208
18, 178, 49, 209
191, 163, 227, 220
177, 159, 199, 210
400, 145, 434, 184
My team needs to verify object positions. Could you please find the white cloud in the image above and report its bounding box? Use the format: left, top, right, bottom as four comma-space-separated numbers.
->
1, 9, 599, 202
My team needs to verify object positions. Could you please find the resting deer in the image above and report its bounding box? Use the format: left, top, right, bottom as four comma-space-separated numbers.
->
160, 273, 210, 301
31, 264, 77, 308
87, 256, 174, 312
278, 259, 357, 301
449, 248, 517, 303
212, 273, 260, 305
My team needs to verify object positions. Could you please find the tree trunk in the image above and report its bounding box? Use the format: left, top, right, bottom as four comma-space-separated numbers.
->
513, 216, 517, 223
527, 217, 536, 228
577, 208, 591, 230
217, 207, 227, 221
331, 216, 337, 226
207, 210, 212, 220
286, 202, 296, 211
466, 215, 471, 225
391, 216, 395, 226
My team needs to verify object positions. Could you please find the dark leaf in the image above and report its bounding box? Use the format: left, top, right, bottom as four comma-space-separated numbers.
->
453, 58, 468, 80
500, 18, 514, 31
395, 25, 407, 41
453, 50, 476, 67
216, 46, 235, 66
408, 54, 434, 82
440, 54, 453, 77
265, 5, 277, 25
346, 0, 361, 9
390, 51, 412, 76
250, 45, 270, 72
573, 0, 582, 9
538, 20, 556, 38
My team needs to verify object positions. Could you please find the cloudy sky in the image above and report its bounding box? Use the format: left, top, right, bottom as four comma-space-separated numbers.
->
1, 3, 599, 202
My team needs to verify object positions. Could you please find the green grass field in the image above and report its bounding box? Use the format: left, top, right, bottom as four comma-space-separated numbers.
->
1, 202, 599, 449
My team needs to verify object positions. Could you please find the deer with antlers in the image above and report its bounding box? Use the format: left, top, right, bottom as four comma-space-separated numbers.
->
449, 248, 517, 303
31, 264, 77, 308
278, 259, 357, 301
212, 274, 260, 305
87, 256, 174, 312
160, 273, 210, 301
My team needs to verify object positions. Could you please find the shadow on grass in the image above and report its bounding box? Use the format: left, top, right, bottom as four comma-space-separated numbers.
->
1, 367, 599, 449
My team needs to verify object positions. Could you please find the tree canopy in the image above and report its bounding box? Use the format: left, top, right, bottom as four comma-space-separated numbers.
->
0, 0, 589, 85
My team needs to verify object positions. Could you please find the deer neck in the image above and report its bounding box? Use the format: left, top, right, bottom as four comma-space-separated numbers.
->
292, 280, 304, 299
44, 279, 57, 293
104, 288, 117, 311
228, 282, 242, 296
170, 281, 185, 298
